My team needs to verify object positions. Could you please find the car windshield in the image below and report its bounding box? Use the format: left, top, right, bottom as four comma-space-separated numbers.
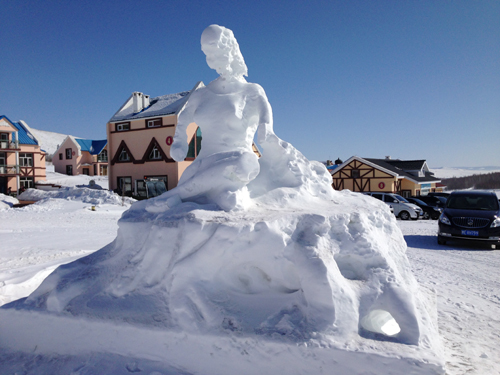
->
411, 198, 427, 206
447, 195, 499, 211
394, 195, 409, 203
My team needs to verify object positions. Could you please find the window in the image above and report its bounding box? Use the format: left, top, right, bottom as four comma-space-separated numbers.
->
118, 149, 130, 162
66, 165, 73, 175
351, 169, 360, 178
98, 149, 108, 162
0, 133, 8, 140
20, 177, 34, 189
100, 165, 108, 176
59, 153, 63, 160
372, 193, 383, 201
149, 145, 162, 160
186, 128, 202, 159
19, 153, 33, 167
146, 118, 162, 128
116, 122, 130, 131
117, 176, 132, 193
66, 148, 72, 159
82, 168, 90, 175
93, 164, 97, 175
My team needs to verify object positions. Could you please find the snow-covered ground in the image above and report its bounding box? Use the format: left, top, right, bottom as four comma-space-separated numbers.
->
39, 163, 109, 190
0, 196, 499, 374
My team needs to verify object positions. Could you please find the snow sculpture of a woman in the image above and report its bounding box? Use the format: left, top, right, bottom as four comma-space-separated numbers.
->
148, 24, 333, 212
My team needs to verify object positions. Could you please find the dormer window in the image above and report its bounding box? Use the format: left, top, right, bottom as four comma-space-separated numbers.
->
116, 122, 130, 131
146, 118, 162, 128
118, 149, 130, 161
149, 145, 162, 160
98, 149, 108, 162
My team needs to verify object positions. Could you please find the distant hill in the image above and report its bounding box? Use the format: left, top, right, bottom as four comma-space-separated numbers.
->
30, 128, 81, 160
441, 172, 500, 191
430, 166, 500, 179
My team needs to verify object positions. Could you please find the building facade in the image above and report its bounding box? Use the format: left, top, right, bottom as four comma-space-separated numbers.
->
53, 136, 108, 177
331, 156, 442, 197
107, 83, 204, 195
0, 116, 46, 195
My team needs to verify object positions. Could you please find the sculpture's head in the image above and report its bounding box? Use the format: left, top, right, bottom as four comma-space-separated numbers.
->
201, 25, 248, 80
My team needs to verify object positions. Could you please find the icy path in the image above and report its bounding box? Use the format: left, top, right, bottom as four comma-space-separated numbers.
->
399, 220, 500, 375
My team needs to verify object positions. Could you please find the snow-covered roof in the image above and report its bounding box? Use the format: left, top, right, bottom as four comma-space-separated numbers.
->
109, 82, 204, 123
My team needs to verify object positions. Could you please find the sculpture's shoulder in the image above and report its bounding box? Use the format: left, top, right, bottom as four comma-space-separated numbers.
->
243, 82, 268, 99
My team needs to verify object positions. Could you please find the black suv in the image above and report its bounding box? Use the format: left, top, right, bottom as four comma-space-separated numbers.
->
438, 191, 500, 249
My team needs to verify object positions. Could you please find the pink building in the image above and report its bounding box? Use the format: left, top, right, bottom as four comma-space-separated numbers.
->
107, 83, 203, 196
53, 136, 108, 177
0, 116, 46, 195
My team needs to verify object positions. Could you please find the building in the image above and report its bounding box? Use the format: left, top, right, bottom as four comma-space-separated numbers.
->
331, 156, 442, 197
53, 136, 108, 176
107, 83, 204, 195
0, 116, 46, 195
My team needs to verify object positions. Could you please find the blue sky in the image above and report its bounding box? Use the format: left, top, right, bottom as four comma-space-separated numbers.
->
2, 0, 499, 167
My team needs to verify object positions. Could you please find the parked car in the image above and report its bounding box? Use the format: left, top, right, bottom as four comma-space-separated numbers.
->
428, 192, 450, 198
438, 191, 500, 249
414, 195, 447, 209
364, 192, 423, 220
406, 197, 442, 220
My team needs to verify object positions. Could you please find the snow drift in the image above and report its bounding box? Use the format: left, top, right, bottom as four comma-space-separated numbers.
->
1, 25, 443, 374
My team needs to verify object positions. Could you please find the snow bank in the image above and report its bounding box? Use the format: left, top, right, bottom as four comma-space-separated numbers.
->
18, 187, 135, 206
0, 193, 19, 210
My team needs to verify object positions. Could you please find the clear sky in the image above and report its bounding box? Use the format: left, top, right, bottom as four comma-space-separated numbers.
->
2, 0, 499, 167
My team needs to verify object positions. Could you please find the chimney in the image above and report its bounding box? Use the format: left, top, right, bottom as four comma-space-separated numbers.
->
142, 95, 150, 109
132, 92, 143, 113
385, 156, 391, 160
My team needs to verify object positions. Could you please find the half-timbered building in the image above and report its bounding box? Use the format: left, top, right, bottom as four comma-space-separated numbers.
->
331, 156, 442, 197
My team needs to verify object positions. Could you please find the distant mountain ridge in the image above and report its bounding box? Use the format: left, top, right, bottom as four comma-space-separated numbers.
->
430, 166, 500, 179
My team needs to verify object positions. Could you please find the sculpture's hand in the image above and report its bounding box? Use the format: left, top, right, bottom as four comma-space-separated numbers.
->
170, 138, 188, 162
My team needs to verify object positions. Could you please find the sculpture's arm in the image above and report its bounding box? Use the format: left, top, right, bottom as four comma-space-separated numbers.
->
170, 97, 197, 161
255, 86, 275, 144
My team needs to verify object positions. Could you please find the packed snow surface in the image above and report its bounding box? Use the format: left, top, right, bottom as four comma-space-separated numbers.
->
1, 25, 444, 374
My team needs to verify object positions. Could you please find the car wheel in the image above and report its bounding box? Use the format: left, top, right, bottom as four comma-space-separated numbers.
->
437, 236, 447, 245
422, 212, 430, 220
399, 211, 410, 220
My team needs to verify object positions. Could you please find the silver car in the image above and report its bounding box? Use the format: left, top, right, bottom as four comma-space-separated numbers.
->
365, 192, 423, 220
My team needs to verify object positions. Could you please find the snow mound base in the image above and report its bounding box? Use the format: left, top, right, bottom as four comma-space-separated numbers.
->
5, 191, 444, 374
18, 187, 135, 206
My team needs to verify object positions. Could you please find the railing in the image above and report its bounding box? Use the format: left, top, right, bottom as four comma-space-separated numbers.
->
97, 156, 108, 162
0, 140, 20, 150
0, 165, 20, 175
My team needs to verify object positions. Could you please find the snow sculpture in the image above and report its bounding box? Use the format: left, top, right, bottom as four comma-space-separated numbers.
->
144, 24, 334, 212
2, 25, 444, 374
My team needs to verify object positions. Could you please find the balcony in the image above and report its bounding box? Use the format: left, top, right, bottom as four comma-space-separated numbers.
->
0, 165, 20, 176
0, 140, 20, 150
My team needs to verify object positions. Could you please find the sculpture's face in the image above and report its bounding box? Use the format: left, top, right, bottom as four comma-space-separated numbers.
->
201, 24, 248, 79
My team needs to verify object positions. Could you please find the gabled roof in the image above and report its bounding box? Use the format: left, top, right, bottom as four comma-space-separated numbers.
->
75, 139, 107, 155
110, 82, 204, 123
364, 158, 440, 183
0, 116, 40, 146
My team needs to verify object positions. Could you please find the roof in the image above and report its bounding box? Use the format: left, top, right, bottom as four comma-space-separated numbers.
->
364, 158, 440, 183
75, 139, 107, 155
0, 116, 40, 145
109, 82, 204, 123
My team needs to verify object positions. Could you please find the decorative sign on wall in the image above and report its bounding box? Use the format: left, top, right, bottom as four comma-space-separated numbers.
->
166, 136, 173, 146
